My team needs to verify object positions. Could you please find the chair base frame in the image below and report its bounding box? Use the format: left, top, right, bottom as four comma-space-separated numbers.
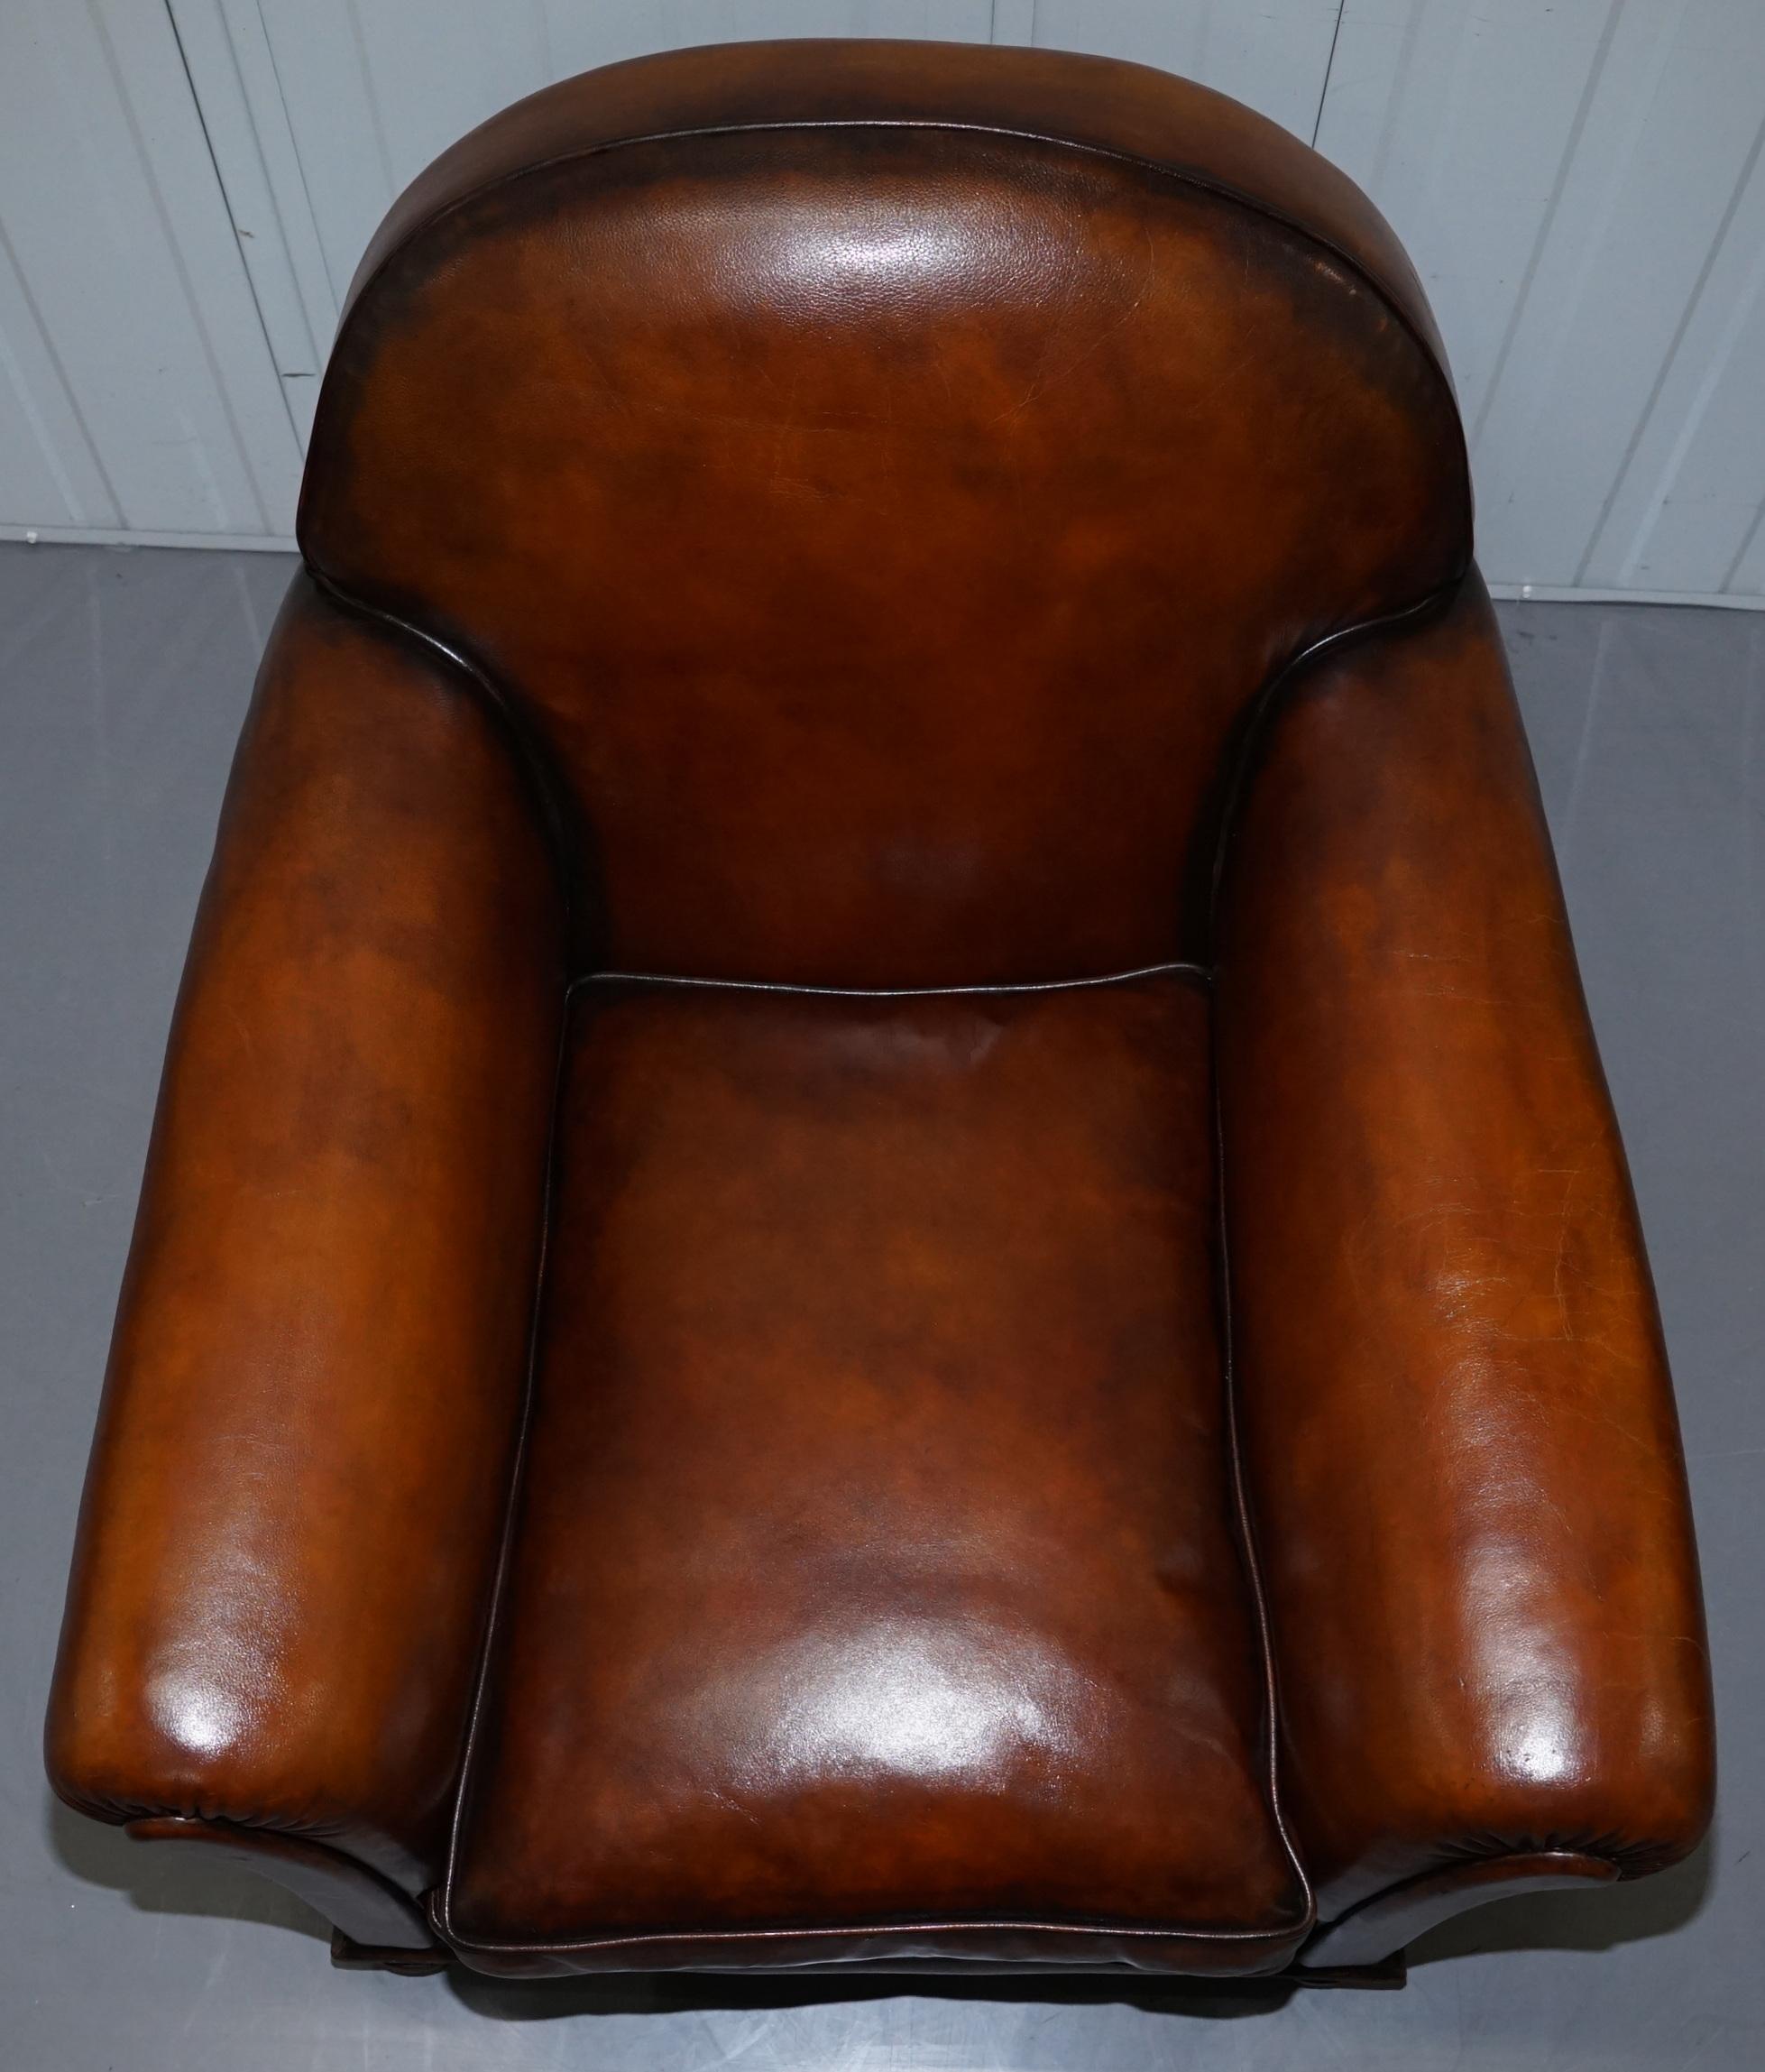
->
124, 1819, 1618, 1988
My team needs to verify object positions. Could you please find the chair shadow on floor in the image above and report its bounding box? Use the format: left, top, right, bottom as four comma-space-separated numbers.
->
44, 1786, 1715, 2021
1407, 1829, 1714, 1966
45, 1792, 328, 1946
446, 1966, 1301, 2022
446, 1836, 1714, 2025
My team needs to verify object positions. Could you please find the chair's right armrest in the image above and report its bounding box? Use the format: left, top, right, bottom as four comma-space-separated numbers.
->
46, 575, 565, 1911
1214, 571, 1714, 1965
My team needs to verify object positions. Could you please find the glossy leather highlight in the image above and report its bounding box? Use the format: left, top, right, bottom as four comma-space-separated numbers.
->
444, 974, 1310, 1975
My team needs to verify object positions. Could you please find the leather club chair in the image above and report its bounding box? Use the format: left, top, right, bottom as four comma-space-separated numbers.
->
46, 40, 1714, 1987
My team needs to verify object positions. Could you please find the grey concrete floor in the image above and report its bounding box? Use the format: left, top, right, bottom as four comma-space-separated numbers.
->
3, 540, 1760, 2069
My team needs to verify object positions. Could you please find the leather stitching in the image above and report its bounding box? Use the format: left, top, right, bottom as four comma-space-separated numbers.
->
1210, 1036, 1317, 1952
430, 953, 1315, 1962
569, 960, 1209, 999
1200, 574, 1478, 1968
302, 566, 586, 955
317, 117, 1467, 453
1202, 576, 1466, 963
429, 987, 576, 1951
438, 1914, 1308, 1959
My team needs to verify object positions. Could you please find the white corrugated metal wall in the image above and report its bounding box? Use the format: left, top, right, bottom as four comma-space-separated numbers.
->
3, 0, 1762, 603
0, 0, 303, 548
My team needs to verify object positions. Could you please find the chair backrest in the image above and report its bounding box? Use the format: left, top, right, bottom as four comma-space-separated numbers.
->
299, 40, 1471, 987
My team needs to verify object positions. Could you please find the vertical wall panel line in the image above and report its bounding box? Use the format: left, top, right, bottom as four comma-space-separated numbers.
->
1309, 4, 1347, 147
1365, 3, 1426, 199
244, 0, 348, 316
162, 0, 306, 455
990, 0, 1036, 44
1613, 116, 1765, 590
83, 0, 270, 531
0, 220, 121, 527
1576, 106, 1765, 586
1466, 0, 1623, 454
1722, 498, 1765, 595
341, 0, 398, 207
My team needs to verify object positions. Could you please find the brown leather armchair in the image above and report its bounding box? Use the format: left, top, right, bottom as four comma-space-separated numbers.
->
46, 41, 1713, 1987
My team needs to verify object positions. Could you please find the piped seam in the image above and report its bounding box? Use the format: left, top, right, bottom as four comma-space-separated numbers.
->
567, 959, 1209, 1000
322, 115, 1467, 459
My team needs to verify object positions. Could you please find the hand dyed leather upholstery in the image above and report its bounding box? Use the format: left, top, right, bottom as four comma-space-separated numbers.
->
47, 40, 1712, 1985
446, 972, 1310, 1975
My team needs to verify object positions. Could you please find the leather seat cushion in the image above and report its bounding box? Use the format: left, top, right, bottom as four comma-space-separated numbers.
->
443, 971, 1310, 1974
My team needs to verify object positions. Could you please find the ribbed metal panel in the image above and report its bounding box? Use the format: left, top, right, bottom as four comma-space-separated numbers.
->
1315, 0, 1765, 603
0, 0, 302, 546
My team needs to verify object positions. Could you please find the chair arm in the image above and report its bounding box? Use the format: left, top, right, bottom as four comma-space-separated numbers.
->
46, 576, 565, 1902
1215, 569, 1714, 1961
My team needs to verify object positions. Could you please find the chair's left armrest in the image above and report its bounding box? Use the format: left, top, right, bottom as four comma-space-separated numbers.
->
1214, 569, 1714, 1965
45, 576, 565, 1910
